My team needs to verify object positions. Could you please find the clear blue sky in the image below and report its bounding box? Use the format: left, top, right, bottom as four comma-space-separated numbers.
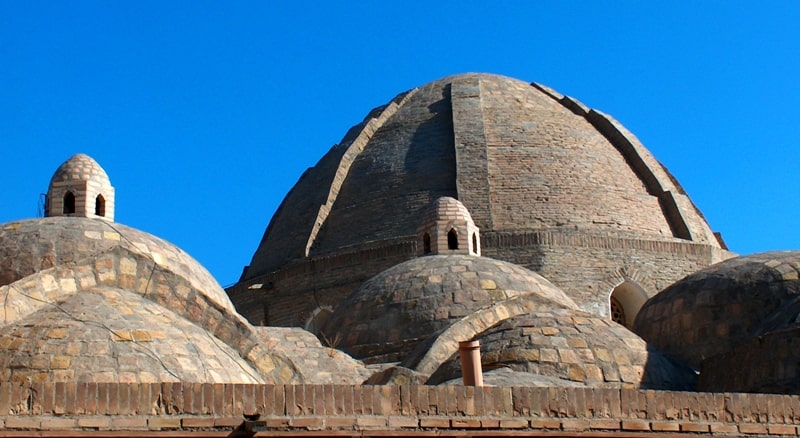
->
2, 2, 798, 287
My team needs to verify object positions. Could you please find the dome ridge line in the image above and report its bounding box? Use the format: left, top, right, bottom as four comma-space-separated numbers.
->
452, 75, 493, 229
303, 88, 419, 257
530, 81, 708, 243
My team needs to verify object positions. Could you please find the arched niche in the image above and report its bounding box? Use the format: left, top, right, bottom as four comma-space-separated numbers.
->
609, 280, 649, 329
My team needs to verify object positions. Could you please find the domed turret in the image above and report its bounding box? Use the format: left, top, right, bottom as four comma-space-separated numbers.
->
417, 197, 480, 256
46, 154, 115, 221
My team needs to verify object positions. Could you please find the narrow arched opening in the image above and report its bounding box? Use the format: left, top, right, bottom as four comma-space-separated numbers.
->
471, 233, 478, 253
447, 228, 458, 250
609, 280, 649, 329
95, 194, 106, 217
63, 192, 75, 214
423, 233, 431, 254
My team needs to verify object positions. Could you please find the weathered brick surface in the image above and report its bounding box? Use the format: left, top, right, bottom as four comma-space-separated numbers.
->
323, 254, 576, 363
0, 384, 796, 435
638, 252, 800, 393
0, 232, 371, 385
229, 73, 728, 336
429, 308, 695, 390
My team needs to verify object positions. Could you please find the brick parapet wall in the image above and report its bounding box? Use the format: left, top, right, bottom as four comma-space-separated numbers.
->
482, 229, 723, 257
1, 383, 799, 436
234, 229, 725, 292
229, 230, 733, 326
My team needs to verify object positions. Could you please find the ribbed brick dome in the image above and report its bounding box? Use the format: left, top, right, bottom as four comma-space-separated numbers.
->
243, 73, 721, 281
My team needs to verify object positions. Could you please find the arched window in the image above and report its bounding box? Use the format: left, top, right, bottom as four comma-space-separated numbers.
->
609, 280, 649, 329
447, 228, 458, 250
472, 233, 478, 253
423, 233, 431, 254
95, 194, 106, 217
63, 192, 75, 214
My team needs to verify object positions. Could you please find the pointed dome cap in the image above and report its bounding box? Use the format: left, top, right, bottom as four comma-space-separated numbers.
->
49, 153, 111, 187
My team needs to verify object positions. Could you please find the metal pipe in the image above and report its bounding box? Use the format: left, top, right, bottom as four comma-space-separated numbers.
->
458, 340, 483, 386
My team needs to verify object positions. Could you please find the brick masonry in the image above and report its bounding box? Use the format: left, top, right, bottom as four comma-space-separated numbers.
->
1, 383, 799, 436
229, 228, 732, 328
228, 73, 733, 329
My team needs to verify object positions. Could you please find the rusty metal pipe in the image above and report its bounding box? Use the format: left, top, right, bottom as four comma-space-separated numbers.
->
458, 340, 483, 386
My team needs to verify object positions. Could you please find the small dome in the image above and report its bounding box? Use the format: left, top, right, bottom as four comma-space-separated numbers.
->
321, 254, 578, 363
633, 251, 800, 368
49, 153, 111, 187
418, 196, 480, 256
0, 217, 234, 313
47, 154, 115, 221
421, 196, 475, 224
0, 288, 265, 383
429, 308, 696, 390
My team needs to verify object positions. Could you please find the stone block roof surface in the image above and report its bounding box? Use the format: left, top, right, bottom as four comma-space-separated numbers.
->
322, 254, 578, 363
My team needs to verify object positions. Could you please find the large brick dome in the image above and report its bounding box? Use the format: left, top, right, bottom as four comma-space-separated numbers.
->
245, 73, 719, 277
230, 73, 731, 329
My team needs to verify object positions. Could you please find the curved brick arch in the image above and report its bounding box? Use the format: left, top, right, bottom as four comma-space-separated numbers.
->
403, 295, 577, 379
0, 246, 307, 384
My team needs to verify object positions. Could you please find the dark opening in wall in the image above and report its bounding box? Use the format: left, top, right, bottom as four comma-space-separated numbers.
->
610, 296, 626, 326
448, 228, 458, 250
423, 233, 431, 254
472, 233, 477, 253
63, 192, 75, 214
95, 194, 105, 217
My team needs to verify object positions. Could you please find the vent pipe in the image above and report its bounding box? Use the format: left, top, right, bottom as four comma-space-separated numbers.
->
458, 340, 483, 386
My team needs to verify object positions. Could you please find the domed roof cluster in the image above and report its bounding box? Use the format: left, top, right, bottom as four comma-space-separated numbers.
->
10, 74, 796, 397
230, 72, 731, 346
0, 155, 370, 385
222, 73, 743, 391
